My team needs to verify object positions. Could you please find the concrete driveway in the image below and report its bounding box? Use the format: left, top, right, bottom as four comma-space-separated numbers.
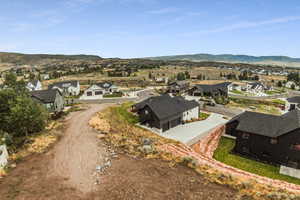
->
157, 113, 228, 145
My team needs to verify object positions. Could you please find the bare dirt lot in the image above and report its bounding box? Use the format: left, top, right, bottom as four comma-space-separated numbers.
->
0, 104, 237, 200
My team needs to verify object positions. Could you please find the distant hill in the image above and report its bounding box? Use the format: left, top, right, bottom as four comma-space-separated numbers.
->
148, 53, 300, 67
0, 52, 102, 65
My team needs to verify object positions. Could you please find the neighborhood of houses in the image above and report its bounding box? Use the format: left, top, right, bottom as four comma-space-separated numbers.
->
3, 75, 300, 184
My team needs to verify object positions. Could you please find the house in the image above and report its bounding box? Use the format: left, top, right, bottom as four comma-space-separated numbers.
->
168, 81, 190, 93
80, 82, 119, 100
154, 76, 168, 84
246, 82, 266, 93
26, 80, 42, 91
286, 96, 300, 111
133, 94, 199, 132
48, 80, 80, 96
189, 82, 231, 97
30, 89, 64, 113
285, 81, 299, 90
40, 74, 50, 80
226, 109, 300, 169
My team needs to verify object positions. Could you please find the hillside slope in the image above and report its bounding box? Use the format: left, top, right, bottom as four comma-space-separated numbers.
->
0, 52, 102, 65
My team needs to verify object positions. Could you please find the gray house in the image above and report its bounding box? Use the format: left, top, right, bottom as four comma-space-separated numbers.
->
30, 89, 64, 113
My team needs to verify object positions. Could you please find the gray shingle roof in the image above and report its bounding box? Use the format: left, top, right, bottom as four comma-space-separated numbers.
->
96, 82, 114, 89
248, 82, 265, 89
287, 96, 300, 104
229, 109, 300, 137
193, 82, 231, 93
48, 80, 78, 90
135, 94, 199, 121
30, 89, 61, 103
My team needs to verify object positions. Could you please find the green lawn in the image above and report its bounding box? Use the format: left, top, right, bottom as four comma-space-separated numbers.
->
103, 92, 123, 98
113, 102, 139, 124
213, 137, 300, 185
265, 90, 285, 95
199, 112, 210, 120
231, 89, 244, 95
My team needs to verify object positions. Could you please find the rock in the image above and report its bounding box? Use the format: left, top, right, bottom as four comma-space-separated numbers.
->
10, 163, 17, 168
97, 134, 106, 139
96, 165, 103, 172
104, 161, 111, 167
138, 145, 154, 154
141, 138, 153, 145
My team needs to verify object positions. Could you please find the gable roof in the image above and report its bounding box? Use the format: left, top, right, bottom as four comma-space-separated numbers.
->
95, 82, 115, 89
229, 109, 300, 138
248, 82, 265, 89
135, 94, 199, 121
287, 96, 300, 104
31, 80, 40, 87
48, 80, 78, 89
169, 81, 189, 87
193, 82, 231, 93
30, 89, 61, 104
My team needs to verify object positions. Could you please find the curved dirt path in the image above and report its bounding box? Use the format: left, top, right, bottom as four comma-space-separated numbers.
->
52, 104, 111, 193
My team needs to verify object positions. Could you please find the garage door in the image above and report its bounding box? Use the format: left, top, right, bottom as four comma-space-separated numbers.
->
170, 117, 181, 128
162, 123, 169, 132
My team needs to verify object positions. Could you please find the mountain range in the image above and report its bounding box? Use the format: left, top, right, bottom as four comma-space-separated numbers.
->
148, 53, 300, 67
0, 52, 101, 65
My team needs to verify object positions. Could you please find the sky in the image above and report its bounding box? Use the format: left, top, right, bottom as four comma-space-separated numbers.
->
1, 0, 300, 58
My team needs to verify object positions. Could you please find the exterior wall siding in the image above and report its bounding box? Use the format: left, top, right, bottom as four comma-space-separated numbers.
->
183, 107, 199, 121
233, 128, 300, 169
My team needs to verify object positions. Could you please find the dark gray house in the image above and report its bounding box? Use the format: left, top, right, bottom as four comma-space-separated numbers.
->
189, 82, 231, 97
133, 95, 199, 132
226, 109, 300, 169
168, 81, 190, 94
30, 89, 64, 113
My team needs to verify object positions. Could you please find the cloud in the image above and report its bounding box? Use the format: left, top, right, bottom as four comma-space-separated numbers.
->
147, 7, 178, 15
184, 16, 300, 36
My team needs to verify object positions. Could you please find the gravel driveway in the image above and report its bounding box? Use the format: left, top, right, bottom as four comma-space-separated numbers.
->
51, 104, 111, 193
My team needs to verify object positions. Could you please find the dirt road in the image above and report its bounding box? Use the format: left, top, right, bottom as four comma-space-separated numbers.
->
0, 103, 238, 200
52, 104, 111, 193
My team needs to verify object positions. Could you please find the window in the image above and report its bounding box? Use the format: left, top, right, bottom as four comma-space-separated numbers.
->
290, 144, 300, 151
287, 160, 299, 168
145, 110, 149, 115
95, 91, 103, 95
242, 146, 249, 153
242, 133, 250, 139
87, 91, 92, 96
270, 138, 278, 144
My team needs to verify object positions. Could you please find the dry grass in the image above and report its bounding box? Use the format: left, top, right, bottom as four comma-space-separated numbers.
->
90, 103, 300, 200
9, 121, 64, 162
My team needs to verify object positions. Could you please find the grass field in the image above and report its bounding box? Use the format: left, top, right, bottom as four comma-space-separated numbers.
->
114, 102, 139, 124
213, 137, 300, 185
227, 97, 282, 115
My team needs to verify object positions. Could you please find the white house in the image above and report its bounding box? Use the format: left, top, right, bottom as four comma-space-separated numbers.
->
247, 82, 264, 92
26, 80, 42, 91
285, 81, 299, 90
80, 82, 119, 100
48, 80, 80, 96
41, 74, 50, 80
